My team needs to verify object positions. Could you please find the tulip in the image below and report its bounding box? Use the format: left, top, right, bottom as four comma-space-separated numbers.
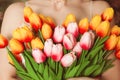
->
29, 13, 42, 31
51, 44, 63, 62
41, 23, 53, 40
9, 38, 24, 54
31, 37, 44, 50
63, 33, 76, 50
24, 7, 33, 23
61, 51, 76, 67
62, 14, 76, 28
96, 21, 110, 37
67, 22, 79, 38
80, 32, 92, 50
73, 42, 82, 57
0, 34, 8, 48
115, 50, 120, 60
116, 36, 120, 51
44, 39, 53, 57
13, 26, 34, 42
101, 8, 114, 21
32, 49, 46, 63
46, 16, 56, 29
89, 15, 101, 30
104, 34, 118, 50
79, 18, 89, 34
39, 14, 48, 23
53, 25, 65, 43
89, 30, 95, 45
110, 25, 120, 36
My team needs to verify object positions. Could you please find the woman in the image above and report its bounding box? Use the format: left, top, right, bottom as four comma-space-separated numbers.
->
0, 0, 120, 80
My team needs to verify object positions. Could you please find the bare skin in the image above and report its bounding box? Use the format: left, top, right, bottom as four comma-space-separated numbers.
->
0, 0, 120, 80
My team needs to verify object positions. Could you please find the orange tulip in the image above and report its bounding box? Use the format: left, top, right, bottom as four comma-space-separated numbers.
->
39, 14, 48, 23
115, 50, 120, 60
104, 34, 118, 50
46, 16, 56, 29
79, 18, 89, 34
29, 13, 42, 31
13, 26, 34, 42
110, 25, 120, 36
101, 8, 114, 21
0, 34, 8, 48
96, 21, 110, 37
89, 15, 101, 30
9, 38, 24, 54
41, 23, 53, 40
116, 36, 120, 51
62, 14, 76, 28
24, 7, 33, 23
31, 37, 44, 50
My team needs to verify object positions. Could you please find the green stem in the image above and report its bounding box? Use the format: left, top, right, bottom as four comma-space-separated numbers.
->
38, 30, 45, 44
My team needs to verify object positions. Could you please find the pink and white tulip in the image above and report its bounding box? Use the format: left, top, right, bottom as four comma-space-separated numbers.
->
89, 30, 95, 46
44, 39, 53, 57
51, 44, 63, 62
67, 22, 79, 38
80, 32, 93, 50
61, 51, 76, 67
73, 42, 82, 57
63, 33, 76, 50
53, 25, 65, 43
32, 49, 46, 63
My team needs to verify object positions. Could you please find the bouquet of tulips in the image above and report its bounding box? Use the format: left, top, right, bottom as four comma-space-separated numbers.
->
0, 7, 120, 80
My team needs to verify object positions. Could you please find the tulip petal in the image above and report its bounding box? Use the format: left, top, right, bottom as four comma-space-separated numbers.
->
0, 34, 8, 48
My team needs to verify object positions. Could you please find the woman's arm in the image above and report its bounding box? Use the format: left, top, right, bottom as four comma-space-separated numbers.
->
0, 2, 24, 80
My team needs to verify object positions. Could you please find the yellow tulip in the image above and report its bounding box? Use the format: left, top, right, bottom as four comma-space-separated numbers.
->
79, 18, 89, 34
31, 37, 44, 50
89, 15, 101, 30
110, 25, 120, 36
96, 21, 110, 37
104, 34, 118, 50
42, 23, 53, 40
101, 8, 114, 21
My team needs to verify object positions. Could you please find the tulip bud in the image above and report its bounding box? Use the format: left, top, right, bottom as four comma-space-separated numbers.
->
96, 21, 110, 37
63, 33, 76, 50
79, 18, 89, 34
31, 37, 44, 50
104, 34, 118, 50
101, 8, 114, 21
9, 38, 24, 54
115, 50, 120, 60
89, 15, 101, 30
0, 34, 8, 48
67, 22, 79, 38
63, 14, 76, 28
24, 7, 33, 23
42, 23, 53, 40
80, 32, 92, 50
116, 36, 120, 51
29, 13, 42, 31
32, 49, 46, 63
44, 39, 53, 57
51, 44, 63, 62
110, 25, 120, 36
73, 42, 82, 57
46, 16, 56, 29
53, 25, 65, 43
61, 51, 76, 67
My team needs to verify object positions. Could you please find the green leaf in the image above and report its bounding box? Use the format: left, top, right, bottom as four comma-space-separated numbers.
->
92, 61, 105, 77
36, 72, 44, 80
63, 47, 67, 54
23, 54, 39, 80
92, 37, 100, 49
38, 63, 45, 74
49, 67, 57, 80
24, 51, 38, 71
92, 53, 98, 64
57, 63, 63, 80
38, 30, 45, 44
86, 44, 104, 60
76, 60, 90, 76
47, 58, 55, 71
83, 65, 100, 76
6, 48, 25, 72
43, 65, 49, 80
